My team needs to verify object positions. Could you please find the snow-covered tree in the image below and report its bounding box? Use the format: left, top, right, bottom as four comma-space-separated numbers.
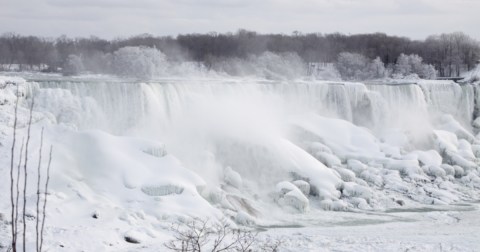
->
336, 53, 387, 80
112, 46, 167, 79
253, 52, 306, 79
394, 54, 437, 79
336, 52, 370, 80
368, 57, 387, 79
62, 54, 84, 76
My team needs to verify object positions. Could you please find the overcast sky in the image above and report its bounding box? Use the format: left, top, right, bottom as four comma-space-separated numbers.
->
1, 0, 479, 40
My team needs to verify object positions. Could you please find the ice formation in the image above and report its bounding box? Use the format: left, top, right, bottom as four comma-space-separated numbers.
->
2, 74, 480, 249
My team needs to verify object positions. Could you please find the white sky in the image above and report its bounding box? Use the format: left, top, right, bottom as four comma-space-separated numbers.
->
0, 0, 479, 40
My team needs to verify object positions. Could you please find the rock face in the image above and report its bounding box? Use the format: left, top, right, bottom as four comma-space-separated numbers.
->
124, 236, 141, 244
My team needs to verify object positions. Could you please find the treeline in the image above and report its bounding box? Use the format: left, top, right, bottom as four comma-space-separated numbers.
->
0, 30, 479, 77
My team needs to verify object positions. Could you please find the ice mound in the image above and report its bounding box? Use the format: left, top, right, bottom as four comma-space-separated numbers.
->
49, 129, 221, 220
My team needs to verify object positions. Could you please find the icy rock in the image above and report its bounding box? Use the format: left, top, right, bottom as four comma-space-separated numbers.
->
319, 199, 334, 210
434, 130, 459, 153
275, 181, 309, 212
354, 178, 368, 186
281, 190, 309, 212
409, 150, 442, 166
307, 142, 333, 154
341, 182, 372, 199
235, 211, 256, 226
386, 159, 422, 176
334, 167, 356, 182
359, 170, 383, 187
473, 117, 480, 128
314, 152, 341, 167
276, 181, 298, 195
453, 165, 465, 178
424, 187, 458, 204
349, 197, 371, 210
471, 144, 480, 158
383, 171, 410, 193
423, 165, 447, 178
458, 140, 476, 160
124, 230, 146, 244
440, 164, 456, 176
438, 115, 476, 143
331, 200, 348, 211
347, 159, 368, 174
224, 167, 242, 189
292, 180, 310, 196
320, 197, 351, 211
461, 173, 480, 188
141, 184, 184, 196
446, 151, 476, 171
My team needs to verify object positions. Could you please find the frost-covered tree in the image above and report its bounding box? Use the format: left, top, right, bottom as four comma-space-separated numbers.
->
253, 51, 306, 79
62, 54, 84, 76
336, 52, 370, 80
368, 57, 387, 79
112, 46, 167, 79
336, 53, 387, 80
393, 54, 437, 79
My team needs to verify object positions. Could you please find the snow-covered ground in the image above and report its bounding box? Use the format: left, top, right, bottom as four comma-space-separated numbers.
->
1, 74, 480, 251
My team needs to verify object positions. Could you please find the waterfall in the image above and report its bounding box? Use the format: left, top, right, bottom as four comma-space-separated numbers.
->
27, 78, 478, 137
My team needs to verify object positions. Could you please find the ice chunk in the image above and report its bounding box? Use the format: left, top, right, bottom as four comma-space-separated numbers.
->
359, 170, 383, 187
314, 152, 342, 167
334, 167, 356, 182
348, 197, 371, 210
307, 142, 333, 154
347, 159, 368, 174
453, 165, 465, 178
386, 159, 422, 176
440, 164, 456, 176
422, 165, 446, 178
276, 181, 298, 195
458, 139, 476, 160
341, 182, 372, 199
292, 180, 310, 196
278, 189, 309, 213
275, 181, 310, 212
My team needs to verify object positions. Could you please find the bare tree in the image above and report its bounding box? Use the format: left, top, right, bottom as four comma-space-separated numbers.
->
8, 89, 53, 252
9, 85, 19, 252
164, 218, 281, 252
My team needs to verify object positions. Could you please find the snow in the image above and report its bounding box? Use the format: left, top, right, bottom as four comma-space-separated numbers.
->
2, 74, 480, 251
